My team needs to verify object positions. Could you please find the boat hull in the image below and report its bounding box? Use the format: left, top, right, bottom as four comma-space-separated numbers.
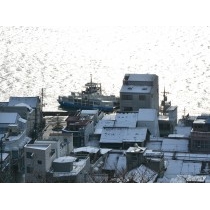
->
58, 100, 115, 112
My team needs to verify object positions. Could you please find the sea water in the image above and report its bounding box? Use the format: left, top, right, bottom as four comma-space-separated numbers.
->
1, 26, 210, 119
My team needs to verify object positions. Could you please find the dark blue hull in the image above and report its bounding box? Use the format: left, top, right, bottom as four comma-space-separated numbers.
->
58, 100, 114, 112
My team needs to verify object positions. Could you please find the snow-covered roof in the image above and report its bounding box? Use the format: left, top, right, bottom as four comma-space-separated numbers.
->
174, 125, 192, 137
9, 96, 39, 108
0, 112, 18, 124
120, 85, 152, 94
94, 112, 138, 134
102, 113, 116, 121
25, 144, 50, 150
126, 74, 157, 82
100, 148, 112, 155
18, 117, 27, 123
114, 112, 138, 127
164, 160, 202, 179
103, 152, 126, 171
53, 156, 77, 163
81, 110, 98, 115
138, 109, 157, 122
73, 146, 100, 154
15, 103, 33, 111
94, 120, 115, 135
126, 146, 146, 153
170, 175, 206, 183
161, 139, 189, 152
175, 153, 210, 162
100, 127, 148, 144
146, 141, 162, 151
125, 164, 158, 183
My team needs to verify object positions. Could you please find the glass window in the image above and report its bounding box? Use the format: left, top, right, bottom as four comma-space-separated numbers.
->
139, 95, 146, 100
26, 166, 33, 174
37, 160, 42, 165
26, 152, 34, 159
122, 95, 133, 100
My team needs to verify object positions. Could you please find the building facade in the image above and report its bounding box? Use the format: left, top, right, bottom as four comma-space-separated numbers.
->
120, 74, 159, 112
190, 115, 210, 153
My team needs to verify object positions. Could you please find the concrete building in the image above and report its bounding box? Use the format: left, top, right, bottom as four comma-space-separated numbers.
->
62, 115, 94, 147
190, 115, 210, 153
0, 104, 34, 136
8, 96, 44, 138
120, 74, 159, 112
24, 143, 56, 182
48, 155, 91, 183
0, 152, 11, 182
0, 112, 31, 173
137, 109, 160, 137
24, 132, 74, 182
126, 146, 147, 171
99, 127, 150, 149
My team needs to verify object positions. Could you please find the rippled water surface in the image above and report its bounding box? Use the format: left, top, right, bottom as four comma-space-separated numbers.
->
1, 26, 210, 118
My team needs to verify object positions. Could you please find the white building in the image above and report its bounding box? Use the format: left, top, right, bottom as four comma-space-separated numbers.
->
137, 109, 160, 137
0, 112, 31, 172
24, 143, 56, 182
120, 74, 159, 112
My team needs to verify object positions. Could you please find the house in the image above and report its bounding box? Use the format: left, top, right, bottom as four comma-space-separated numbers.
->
0, 103, 34, 136
24, 143, 56, 182
62, 114, 94, 147
190, 114, 210, 153
24, 130, 74, 182
120, 74, 159, 112
0, 112, 31, 174
99, 127, 150, 149
48, 155, 91, 183
8, 96, 44, 138
137, 108, 160, 137
125, 164, 158, 183
126, 146, 147, 171
102, 150, 126, 179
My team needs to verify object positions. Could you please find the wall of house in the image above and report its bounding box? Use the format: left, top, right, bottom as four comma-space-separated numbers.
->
120, 93, 151, 112
24, 145, 56, 182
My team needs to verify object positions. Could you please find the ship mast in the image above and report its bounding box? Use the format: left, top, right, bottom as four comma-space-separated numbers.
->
160, 87, 170, 115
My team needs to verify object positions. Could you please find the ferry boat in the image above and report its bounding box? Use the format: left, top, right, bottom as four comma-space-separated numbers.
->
57, 75, 120, 112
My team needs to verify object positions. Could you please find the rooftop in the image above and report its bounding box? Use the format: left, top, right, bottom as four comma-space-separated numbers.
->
126, 146, 147, 153
164, 160, 202, 179
125, 74, 157, 82
161, 139, 189, 152
138, 109, 157, 121
8, 96, 39, 108
25, 144, 50, 150
100, 127, 148, 143
53, 156, 77, 163
0, 112, 18, 124
114, 112, 138, 127
125, 164, 158, 183
73, 146, 100, 154
120, 85, 152, 94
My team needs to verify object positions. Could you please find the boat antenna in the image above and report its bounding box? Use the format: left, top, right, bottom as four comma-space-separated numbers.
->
90, 73, 92, 91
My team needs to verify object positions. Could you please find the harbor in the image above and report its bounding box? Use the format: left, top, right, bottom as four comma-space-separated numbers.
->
1, 73, 210, 183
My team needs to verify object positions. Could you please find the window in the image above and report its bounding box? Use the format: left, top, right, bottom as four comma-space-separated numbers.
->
26, 166, 33, 174
50, 149, 55, 157
26, 152, 34, 159
139, 95, 146, 100
124, 107, 133, 111
122, 95, 133, 100
37, 160, 42, 165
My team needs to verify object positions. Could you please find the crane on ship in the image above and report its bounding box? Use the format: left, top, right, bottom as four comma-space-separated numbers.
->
160, 87, 171, 115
